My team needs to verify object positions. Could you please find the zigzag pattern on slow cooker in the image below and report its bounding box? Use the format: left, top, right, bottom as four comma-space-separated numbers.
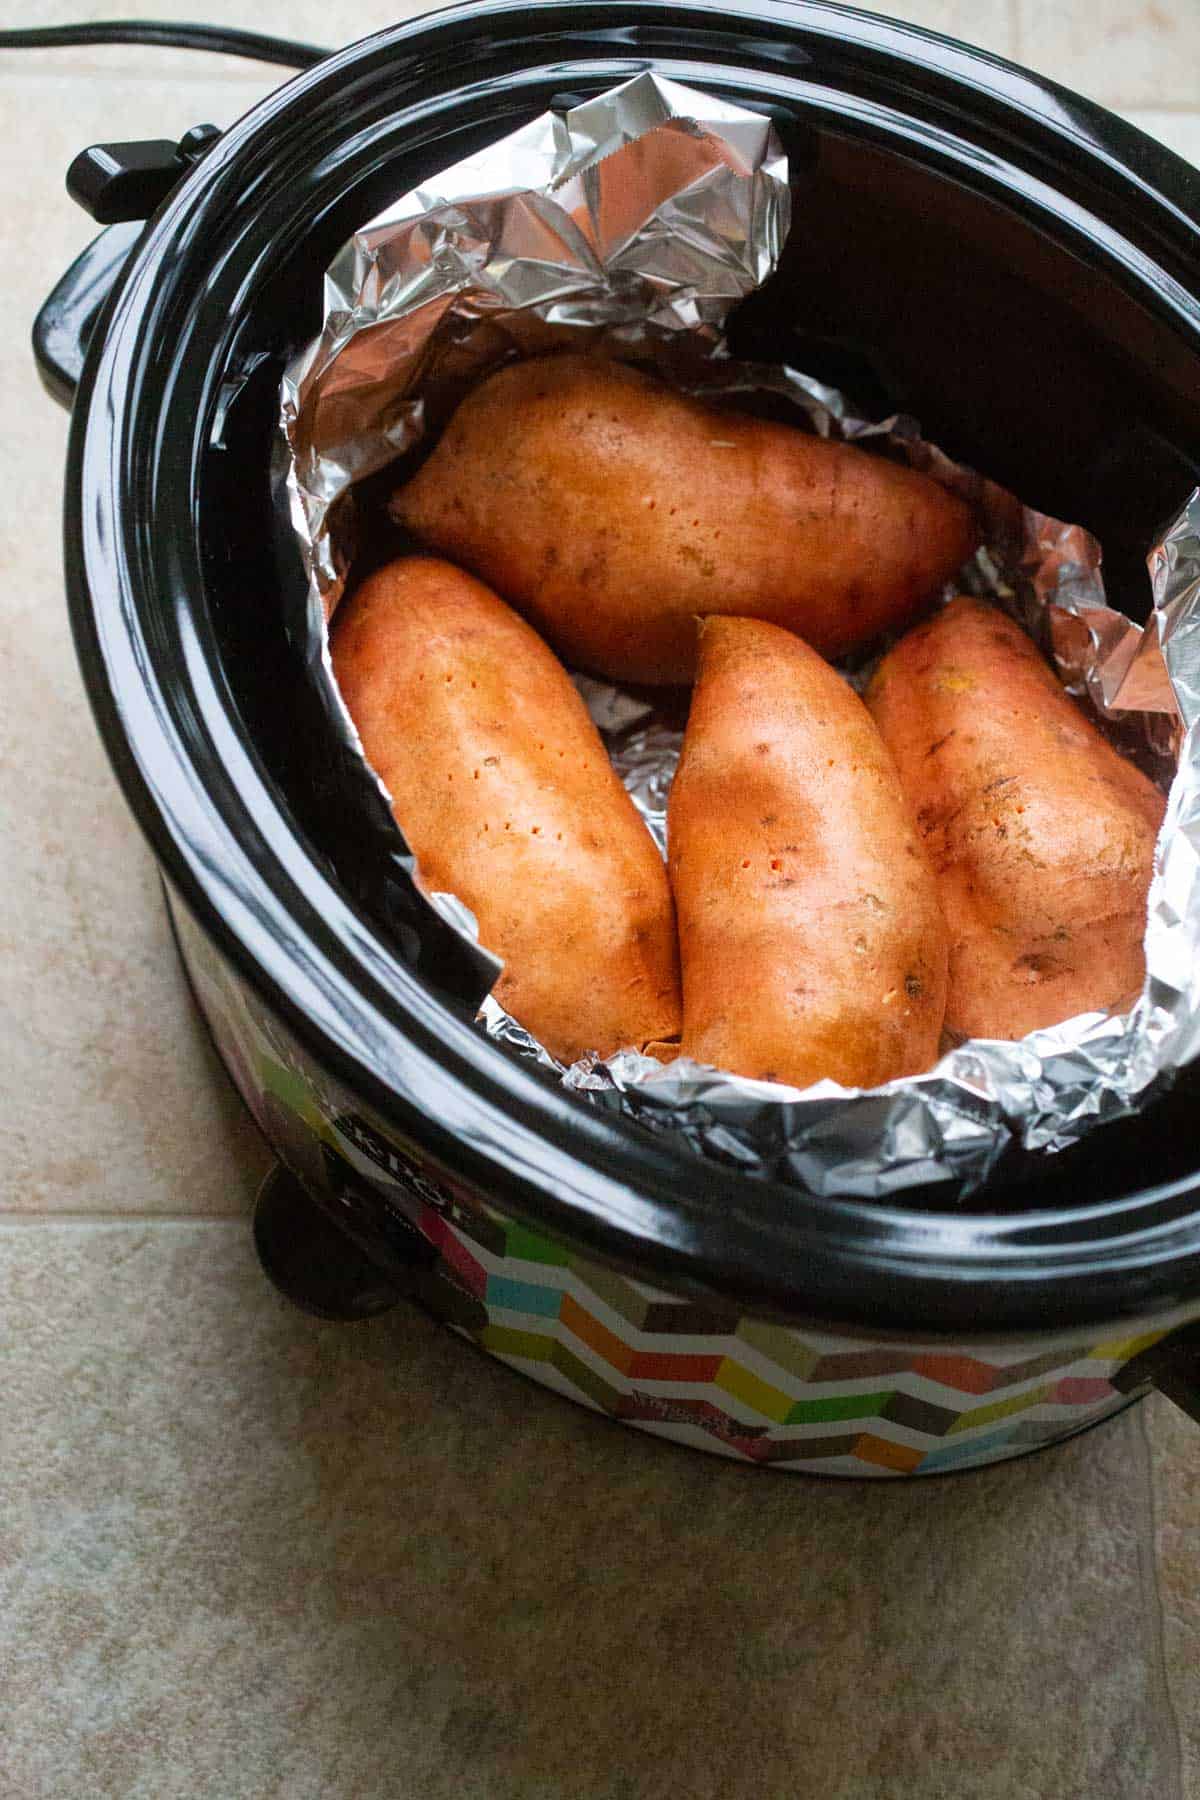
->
406, 1199, 1160, 1478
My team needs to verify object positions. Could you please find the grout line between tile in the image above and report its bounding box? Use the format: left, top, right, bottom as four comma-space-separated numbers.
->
0, 1212, 249, 1225
1136, 1402, 1186, 1800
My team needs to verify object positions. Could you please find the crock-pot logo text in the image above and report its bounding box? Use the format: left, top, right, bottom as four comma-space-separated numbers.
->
333, 1110, 459, 1217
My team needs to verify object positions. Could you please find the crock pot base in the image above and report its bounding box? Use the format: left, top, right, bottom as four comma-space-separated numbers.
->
439, 1324, 1148, 1483
164, 884, 1169, 1479
249, 1151, 1148, 1480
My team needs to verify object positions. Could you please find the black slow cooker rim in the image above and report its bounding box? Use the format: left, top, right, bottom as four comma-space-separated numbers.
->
63, 0, 1200, 1339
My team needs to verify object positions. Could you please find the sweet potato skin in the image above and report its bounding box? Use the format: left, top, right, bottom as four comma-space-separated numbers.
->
865, 597, 1166, 1039
668, 616, 948, 1088
330, 556, 681, 1063
391, 355, 978, 684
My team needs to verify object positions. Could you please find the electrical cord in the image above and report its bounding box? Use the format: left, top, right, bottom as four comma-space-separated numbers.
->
0, 20, 328, 68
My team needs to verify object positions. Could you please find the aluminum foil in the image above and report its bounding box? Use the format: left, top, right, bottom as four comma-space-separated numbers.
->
279, 73, 1200, 1202
281, 72, 788, 618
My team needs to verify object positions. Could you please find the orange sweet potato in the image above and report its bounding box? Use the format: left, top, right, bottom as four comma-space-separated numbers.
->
667, 616, 948, 1088
391, 355, 978, 684
865, 597, 1166, 1040
330, 556, 681, 1063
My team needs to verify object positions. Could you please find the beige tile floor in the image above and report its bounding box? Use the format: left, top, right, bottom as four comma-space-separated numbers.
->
1, 3, 1198, 1794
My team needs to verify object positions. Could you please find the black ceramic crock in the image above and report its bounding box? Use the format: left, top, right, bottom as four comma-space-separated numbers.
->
34, 0, 1200, 1474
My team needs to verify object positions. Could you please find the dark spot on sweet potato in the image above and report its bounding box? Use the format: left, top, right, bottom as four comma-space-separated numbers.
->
905, 974, 923, 1000
925, 731, 955, 758
1013, 952, 1059, 980
918, 801, 964, 836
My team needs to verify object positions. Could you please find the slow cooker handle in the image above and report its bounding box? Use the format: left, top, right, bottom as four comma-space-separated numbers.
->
1112, 1323, 1200, 1424
34, 222, 141, 408
34, 126, 221, 409
253, 1164, 416, 1322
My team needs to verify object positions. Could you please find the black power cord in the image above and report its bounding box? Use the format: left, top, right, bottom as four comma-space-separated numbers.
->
0, 20, 329, 68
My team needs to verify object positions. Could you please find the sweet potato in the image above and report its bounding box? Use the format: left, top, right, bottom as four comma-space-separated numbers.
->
330, 556, 681, 1063
865, 597, 1166, 1039
667, 616, 948, 1088
391, 354, 978, 684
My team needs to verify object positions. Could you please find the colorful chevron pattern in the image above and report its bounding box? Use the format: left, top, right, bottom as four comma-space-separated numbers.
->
171, 895, 1169, 1479
399, 1191, 1161, 1476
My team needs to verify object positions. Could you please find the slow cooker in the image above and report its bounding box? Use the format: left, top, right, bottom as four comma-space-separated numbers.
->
33, 0, 1200, 1475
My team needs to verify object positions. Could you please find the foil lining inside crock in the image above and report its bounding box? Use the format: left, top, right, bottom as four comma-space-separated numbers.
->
279, 72, 1200, 1201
